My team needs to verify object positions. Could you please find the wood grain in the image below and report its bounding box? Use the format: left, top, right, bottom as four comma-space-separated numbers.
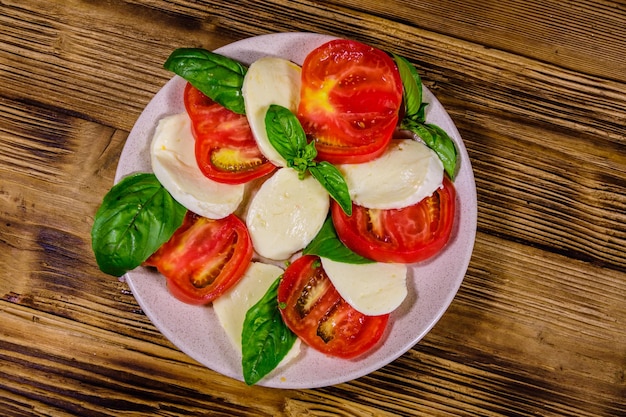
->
324, 0, 626, 83
0, 0, 624, 415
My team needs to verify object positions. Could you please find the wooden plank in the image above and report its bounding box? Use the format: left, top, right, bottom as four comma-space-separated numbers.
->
458, 109, 626, 270
297, 0, 626, 84
0, 97, 178, 348
423, 233, 626, 415
0, 0, 238, 131
123, 0, 626, 83
0, 303, 278, 416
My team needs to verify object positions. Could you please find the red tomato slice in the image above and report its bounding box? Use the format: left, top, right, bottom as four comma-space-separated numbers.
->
277, 255, 389, 359
144, 212, 253, 305
297, 39, 403, 164
332, 176, 457, 263
184, 83, 276, 184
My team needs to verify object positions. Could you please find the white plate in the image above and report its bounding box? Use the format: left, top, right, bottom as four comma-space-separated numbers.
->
115, 32, 477, 389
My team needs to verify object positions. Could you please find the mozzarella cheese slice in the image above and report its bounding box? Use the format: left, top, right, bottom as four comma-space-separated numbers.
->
320, 257, 408, 316
338, 139, 444, 210
150, 113, 245, 219
213, 262, 301, 361
246, 167, 329, 260
242, 57, 302, 167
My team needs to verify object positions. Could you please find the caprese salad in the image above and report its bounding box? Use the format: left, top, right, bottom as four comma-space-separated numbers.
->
91, 38, 458, 385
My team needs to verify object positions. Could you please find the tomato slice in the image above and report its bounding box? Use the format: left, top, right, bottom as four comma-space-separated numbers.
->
144, 211, 253, 305
277, 255, 389, 359
332, 176, 457, 263
297, 39, 403, 164
184, 83, 276, 184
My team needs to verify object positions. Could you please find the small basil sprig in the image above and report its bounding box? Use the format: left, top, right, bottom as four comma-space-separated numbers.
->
91, 173, 186, 277
303, 216, 373, 264
265, 104, 352, 216
164, 48, 247, 115
393, 53, 458, 179
242, 276, 297, 385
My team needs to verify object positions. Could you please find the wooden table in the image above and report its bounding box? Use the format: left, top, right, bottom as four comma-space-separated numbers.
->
1, 1, 625, 415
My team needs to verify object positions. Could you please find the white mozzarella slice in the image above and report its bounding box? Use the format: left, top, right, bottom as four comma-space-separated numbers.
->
242, 57, 302, 167
150, 113, 245, 219
320, 257, 408, 316
213, 262, 301, 364
246, 168, 329, 260
338, 139, 444, 210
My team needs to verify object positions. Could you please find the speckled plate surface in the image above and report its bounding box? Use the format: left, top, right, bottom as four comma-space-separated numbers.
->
115, 32, 477, 389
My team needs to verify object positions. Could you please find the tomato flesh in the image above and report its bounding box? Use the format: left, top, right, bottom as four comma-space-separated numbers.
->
332, 176, 457, 263
277, 255, 389, 358
184, 83, 276, 184
144, 211, 253, 305
297, 39, 403, 164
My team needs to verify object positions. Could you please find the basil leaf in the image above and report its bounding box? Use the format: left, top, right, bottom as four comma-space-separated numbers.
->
308, 162, 352, 216
242, 276, 297, 385
404, 121, 458, 179
394, 53, 457, 178
265, 104, 316, 179
425, 123, 458, 179
91, 173, 186, 277
265, 104, 309, 162
303, 217, 373, 264
164, 48, 247, 115
393, 54, 423, 120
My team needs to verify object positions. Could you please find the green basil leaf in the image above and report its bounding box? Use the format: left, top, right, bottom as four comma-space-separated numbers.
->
303, 217, 373, 264
164, 48, 247, 114
393, 54, 423, 120
394, 53, 457, 178
265, 104, 308, 162
91, 173, 186, 277
308, 161, 352, 216
404, 121, 458, 179
425, 123, 457, 179
242, 276, 297, 385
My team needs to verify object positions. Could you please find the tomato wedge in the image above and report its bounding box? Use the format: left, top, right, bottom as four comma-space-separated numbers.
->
184, 83, 276, 184
332, 176, 457, 263
297, 39, 403, 164
144, 211, 253, 305
277, 255, 389, 359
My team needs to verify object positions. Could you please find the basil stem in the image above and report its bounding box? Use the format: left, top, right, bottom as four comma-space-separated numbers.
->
303, 216, 372, 264
265, 104, 353, 214
242, 276, 297, 385
91, 173, 186, 277
308, 162, 352, 216
164, 48, 247, 115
